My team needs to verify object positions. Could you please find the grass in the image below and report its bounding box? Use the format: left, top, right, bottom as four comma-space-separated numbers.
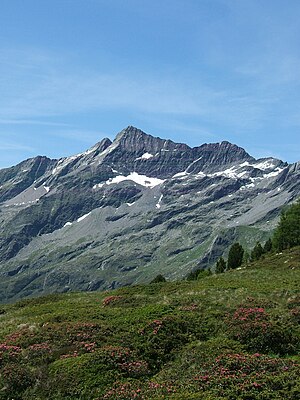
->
0, 247, 299, 399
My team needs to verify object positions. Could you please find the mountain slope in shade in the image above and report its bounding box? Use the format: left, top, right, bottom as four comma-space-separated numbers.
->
0, 126, 298, 302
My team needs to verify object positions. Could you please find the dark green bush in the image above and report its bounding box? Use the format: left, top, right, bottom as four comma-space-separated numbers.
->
150, 274, 166, 284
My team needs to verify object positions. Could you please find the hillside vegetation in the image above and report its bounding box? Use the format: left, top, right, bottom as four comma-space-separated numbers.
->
0, 246, 299, 399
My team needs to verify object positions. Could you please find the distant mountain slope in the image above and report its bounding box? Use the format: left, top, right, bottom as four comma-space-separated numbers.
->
0, 126, 299, 302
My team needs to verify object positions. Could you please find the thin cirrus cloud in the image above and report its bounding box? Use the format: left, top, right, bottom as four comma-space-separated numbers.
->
0, 47, 196, 117
0, 141, 35, 153
0, 44, 299, 165
0, 47, 274, 132
0, 119, 71, 127
0, 70, 209, 118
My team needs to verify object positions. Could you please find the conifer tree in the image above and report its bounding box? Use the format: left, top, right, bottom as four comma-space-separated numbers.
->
215, 257, 226, 273
227, 242, 244, 269
250, 242, 264, 261
273, 200, 300, 250
263, 238, 273, 253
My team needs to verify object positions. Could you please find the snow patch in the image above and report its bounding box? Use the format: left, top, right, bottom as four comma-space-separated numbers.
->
11, 199, 39, 207
156, 194, 163, 209
172, 171, 188, 178
254, 160, 276, 170
64, 222, 72, 227
239, 161, 250, 167
126, 202, 135, 207
105, 172, 164, 188
93, 182, 105, 190
135, 152, 154, 160
210, 166, 239, 179
77, 212, 91, 222
263, 168, 284, 179
210, 160, 283, 180
240, 160, 275, 171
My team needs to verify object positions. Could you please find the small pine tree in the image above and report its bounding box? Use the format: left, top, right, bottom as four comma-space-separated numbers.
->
215, 257, 226, 274
250, 242, 264, 261
273, 200, 300, 250
263, 238, 273, 253
227, 242, 244, 269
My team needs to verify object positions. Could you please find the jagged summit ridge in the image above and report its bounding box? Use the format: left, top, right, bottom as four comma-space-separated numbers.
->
94, 126, 256, 178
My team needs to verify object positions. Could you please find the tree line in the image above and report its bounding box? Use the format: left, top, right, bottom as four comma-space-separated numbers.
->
215, 199, 300, 273
151, 199, 300, 283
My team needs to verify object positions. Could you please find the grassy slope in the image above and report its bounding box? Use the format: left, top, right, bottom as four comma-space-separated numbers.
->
0, 247, 299, 399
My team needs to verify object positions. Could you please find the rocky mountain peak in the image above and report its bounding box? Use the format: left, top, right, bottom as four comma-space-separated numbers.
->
115, 125, 146, 139
0, 125, 298, 302
114, 125, 188, 153
95, 137, 112, 152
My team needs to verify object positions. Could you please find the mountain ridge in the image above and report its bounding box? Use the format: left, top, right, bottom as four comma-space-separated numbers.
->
0, 126, 298, 302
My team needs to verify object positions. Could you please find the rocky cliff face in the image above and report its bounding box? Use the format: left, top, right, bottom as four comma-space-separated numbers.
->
0, 126, 298, 302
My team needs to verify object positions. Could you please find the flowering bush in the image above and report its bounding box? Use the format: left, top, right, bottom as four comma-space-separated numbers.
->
102, 295, 124, 306
227, 306, 296, 354
102, 380, 176, 399
0, 363, 35, 398
4, 325, 37, 348
0, 343, 22, 365
137, 316, 193, 370
191, 352, 300, 398
94, 346, 150, 378
103, 382, 144, 400
24, 342, 53, 365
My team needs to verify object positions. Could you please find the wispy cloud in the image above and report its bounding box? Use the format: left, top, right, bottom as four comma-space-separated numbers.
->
0, 118, 71, 127
0, 46, 273, 132
0, 141, 35, 152
0, 41, 299, 164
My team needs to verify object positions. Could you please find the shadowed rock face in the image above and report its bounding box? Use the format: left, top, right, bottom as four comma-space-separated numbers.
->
0, 126, 298, 302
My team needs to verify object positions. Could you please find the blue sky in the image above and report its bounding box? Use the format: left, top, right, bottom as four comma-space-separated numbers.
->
0, 0, 299, 168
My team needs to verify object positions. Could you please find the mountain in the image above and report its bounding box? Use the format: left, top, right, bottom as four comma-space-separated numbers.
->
0, 126, 299, 302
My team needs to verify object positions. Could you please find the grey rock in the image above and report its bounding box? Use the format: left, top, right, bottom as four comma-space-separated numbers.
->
0, 126, 298, 302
